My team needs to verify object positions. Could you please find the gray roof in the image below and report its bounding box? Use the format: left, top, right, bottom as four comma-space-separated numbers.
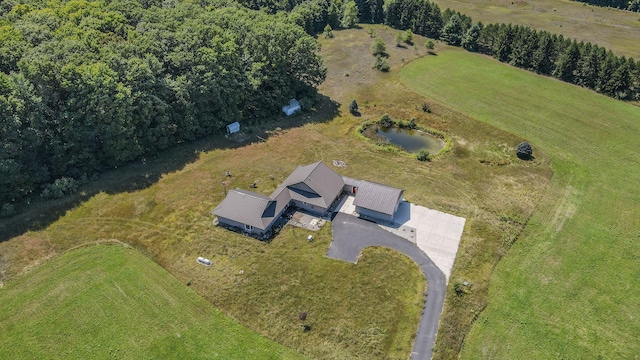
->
212, 189, 277, 230
212, 161, 344, 230
279, 161, 344, 208
353, 180, 404, 216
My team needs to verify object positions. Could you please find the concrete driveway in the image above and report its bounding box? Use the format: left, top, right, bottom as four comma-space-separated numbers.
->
337, 196, 466, 281
327, 213, 445, 360
394, 202, 466, 281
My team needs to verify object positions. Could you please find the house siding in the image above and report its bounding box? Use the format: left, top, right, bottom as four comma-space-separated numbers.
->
291, 200, 327, 216
356, 207, 394, 222
343, 184, 357, 195
217, 217, 267, 235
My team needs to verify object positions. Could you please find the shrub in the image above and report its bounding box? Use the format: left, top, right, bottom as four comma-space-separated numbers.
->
373, 56, 389, 72
371, 37, 386, 56
402, 29, 413, 45
417, 148, 431, 161
349, 99, 358, 114
425, 40, 435, 53
377, 114, 393, 128
421, 102, 431, 113
366, 27, 375, 38
408, 118, 417, 129
1, 203, 16, 217
323, 24, 333, 39
41, 177, 79, 199
516, 141, 533, 160
395, 32, 403, 47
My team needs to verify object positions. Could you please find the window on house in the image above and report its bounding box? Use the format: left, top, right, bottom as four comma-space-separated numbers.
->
244, 224, 254, 231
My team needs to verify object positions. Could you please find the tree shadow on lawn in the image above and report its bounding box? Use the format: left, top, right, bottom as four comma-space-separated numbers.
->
0, 95, 340, 243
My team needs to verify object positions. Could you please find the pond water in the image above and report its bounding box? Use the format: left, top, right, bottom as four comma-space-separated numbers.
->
376, 126, 445, 153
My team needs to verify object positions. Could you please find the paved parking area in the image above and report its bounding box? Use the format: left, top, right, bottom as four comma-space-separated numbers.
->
337, 196, 465, 281
395, 202, 466, 281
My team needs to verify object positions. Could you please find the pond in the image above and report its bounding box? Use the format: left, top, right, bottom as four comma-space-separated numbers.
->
376, 126, 445, 154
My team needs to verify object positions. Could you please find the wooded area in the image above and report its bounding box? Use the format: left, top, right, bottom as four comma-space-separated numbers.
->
0, 0, 326, 208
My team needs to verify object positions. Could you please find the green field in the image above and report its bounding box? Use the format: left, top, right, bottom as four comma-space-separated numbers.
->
432, 0, 640, 58
0, 243, 302, 359
401, 49, 640, 358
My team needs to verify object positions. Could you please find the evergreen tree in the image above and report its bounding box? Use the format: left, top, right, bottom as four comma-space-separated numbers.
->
440, 14, 463, 46
508, 26, 536, 69
531, 32, 556, 75
596, 52, 618, 95
576, 43, 602, 90
461, 22, 482, 52
341, 0, 359, 29
553, 41, 580, 83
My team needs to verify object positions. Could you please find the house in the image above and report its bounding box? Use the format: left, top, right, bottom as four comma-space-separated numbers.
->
282, 99, 301, 116
212, 189, 289, 235
212, 161, 404, 237
226, 121, 240, 134
277, 161, 344, 216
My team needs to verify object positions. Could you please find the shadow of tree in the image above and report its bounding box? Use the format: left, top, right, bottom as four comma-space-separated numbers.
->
0, 95, 340, 242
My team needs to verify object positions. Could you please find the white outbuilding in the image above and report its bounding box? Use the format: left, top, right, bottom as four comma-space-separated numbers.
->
282, 99, 301, 116
226, 121, 240, 134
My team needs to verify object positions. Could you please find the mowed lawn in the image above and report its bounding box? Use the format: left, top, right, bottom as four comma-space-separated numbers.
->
0, 243, 302, 360
401, 49, 640, 358
432, 0, 640, 58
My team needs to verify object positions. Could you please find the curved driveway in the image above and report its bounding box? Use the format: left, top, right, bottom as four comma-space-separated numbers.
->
327, 213, 446, 360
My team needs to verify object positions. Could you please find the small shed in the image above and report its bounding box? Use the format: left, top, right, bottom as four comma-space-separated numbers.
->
226, 121, 240, 134
282, 99, 301, 116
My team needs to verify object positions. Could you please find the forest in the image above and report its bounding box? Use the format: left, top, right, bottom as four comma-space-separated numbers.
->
1, 0, 639, 212
0, 0, 326, 209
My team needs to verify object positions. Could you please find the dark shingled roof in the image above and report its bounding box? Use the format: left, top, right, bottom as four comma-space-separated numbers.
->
212, 162, 345, 230
353, 180, 404, 216
279, 161, 344, 208
212, 189, 277, 230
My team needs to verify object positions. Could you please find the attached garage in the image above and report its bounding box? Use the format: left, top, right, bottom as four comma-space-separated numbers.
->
352, 180, 404, 222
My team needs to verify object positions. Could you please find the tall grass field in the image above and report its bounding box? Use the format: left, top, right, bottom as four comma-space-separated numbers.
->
401, 48, 640, 358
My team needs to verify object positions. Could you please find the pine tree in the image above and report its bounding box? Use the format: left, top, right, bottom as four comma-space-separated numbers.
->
553, 41, 580, 83
440, 14, 463, 46
461, 22, 482, 52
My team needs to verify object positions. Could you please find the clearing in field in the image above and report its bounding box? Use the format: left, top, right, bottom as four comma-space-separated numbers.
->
401, 48, 640, 358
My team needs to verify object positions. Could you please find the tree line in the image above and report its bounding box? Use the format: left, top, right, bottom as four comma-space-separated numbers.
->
0, 0, 326, 209
570, 0, 640, 12
290, 0, 638, 101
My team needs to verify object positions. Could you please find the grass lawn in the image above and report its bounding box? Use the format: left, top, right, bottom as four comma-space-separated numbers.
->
0, 243, 302, 359
432, 0, 640, 58
401, 48, 640, 358
0, 26, 553, 359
